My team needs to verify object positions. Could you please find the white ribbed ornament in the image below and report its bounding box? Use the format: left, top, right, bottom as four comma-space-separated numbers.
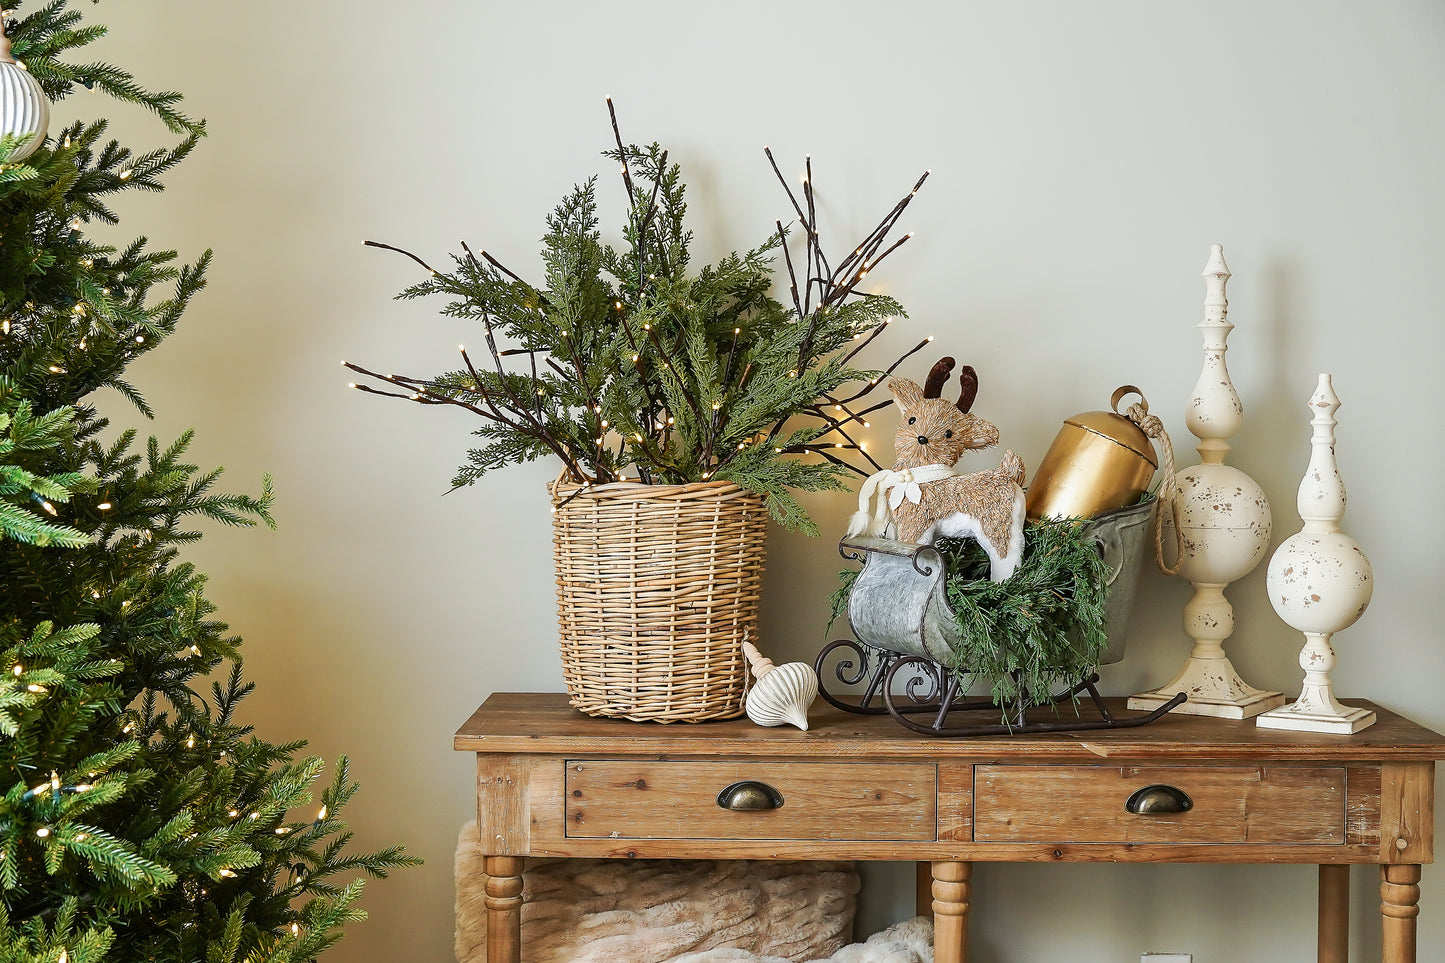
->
0, 16, 49, 162
742, 641, 817, 730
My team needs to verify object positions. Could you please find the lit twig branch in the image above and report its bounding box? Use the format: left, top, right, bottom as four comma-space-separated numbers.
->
841, 317, 893, 365
830, 169, 930, 287
363, 241, 439, 276
835, 336, 935, 405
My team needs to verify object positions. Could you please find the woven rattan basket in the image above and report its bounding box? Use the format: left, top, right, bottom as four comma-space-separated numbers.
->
550, 478, 768, 722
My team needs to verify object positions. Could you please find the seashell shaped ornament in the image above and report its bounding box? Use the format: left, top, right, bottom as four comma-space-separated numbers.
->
0, 20, 50, 163
742, 640, 818, 730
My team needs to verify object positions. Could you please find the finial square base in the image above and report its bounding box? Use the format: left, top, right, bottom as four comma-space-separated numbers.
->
1126, 655, 1284, 720
1256, 700, 1376, 734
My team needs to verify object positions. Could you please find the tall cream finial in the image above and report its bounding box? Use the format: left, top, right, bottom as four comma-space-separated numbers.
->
1129, 245, 1282, 720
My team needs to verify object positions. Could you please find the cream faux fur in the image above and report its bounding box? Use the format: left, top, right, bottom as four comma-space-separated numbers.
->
455, 822, 860, 963
671, 916, 935, 963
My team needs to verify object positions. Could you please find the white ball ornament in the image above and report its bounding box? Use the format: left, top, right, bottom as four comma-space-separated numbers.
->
1169, 463, 1272, 584
1267, 531, 1372, 634
0, 16, 50, 163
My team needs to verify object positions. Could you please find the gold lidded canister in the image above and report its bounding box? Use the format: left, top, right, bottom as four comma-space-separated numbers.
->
1025, 386, 1158, 522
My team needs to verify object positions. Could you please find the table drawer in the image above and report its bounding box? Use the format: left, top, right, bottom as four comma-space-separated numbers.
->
564, 760, 936, 841
975, 765, 1346, 845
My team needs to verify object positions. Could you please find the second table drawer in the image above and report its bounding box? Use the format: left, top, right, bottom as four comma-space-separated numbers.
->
975, 765, 1346, 844
564, 760, 937, 841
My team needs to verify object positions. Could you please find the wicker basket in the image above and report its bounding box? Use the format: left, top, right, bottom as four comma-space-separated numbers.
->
550, 478, 768, 722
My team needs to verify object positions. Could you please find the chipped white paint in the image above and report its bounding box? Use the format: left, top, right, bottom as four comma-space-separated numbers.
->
1257, 374, 1376, 734
1130, 246, 1283, 720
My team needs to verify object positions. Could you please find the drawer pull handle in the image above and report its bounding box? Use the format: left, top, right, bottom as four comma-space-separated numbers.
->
1125, 784, 1193, 815
717, 781, 784, 811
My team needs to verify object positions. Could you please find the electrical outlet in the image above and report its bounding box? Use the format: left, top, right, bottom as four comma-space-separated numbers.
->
1141, 955, 1192, 963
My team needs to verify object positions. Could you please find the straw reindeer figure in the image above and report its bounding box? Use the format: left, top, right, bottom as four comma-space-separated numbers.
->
847, 358, 1027, 581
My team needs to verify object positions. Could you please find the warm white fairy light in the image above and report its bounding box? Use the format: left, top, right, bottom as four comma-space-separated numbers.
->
185, 734, 195, 748
217, 869, 237, 878
119, 168, 133, 181
26, 684, 45, 693
35, 827, 50, 837
11, 665, 21, 676
317, 806, 328, 820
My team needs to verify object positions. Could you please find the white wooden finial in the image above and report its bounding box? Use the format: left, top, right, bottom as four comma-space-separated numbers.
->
1257, 374, 1375, 733
1129, 245, 1281, 720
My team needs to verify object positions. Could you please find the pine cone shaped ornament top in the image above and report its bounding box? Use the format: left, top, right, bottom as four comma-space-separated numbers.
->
0, 15, 49, 162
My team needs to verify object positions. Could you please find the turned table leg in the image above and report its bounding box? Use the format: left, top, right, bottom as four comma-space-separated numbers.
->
1318, 864, 1349, 963
932, 860, 971, 963
1381, 864, 1421, 963
484, 856, 524, 963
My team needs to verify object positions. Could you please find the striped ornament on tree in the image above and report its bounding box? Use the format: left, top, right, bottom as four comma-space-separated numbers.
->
0, 11, 48, 161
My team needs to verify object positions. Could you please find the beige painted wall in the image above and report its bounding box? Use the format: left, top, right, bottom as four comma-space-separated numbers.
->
87, 1, 1444, 960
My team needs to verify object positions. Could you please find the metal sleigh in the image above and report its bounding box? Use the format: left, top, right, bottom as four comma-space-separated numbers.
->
814, 500, 1187, 736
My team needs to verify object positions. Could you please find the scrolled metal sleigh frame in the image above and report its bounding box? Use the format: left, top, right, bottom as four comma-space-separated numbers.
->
815, 502, 1185, 737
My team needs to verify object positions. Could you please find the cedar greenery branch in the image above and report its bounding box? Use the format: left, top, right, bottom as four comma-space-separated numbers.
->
347, 100, 934, 536
0, 3, 416, 961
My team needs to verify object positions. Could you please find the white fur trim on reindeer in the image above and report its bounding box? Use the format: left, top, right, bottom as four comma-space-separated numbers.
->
846, 464, 957, 538
917, 484, 1027, 583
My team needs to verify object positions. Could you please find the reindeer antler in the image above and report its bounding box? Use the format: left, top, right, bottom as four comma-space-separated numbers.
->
957, 366, 979, 413
923, 357, 955, 399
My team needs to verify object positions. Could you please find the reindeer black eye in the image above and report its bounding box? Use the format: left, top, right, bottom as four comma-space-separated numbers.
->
907, 416, 917, 425
945, 429, 954, 439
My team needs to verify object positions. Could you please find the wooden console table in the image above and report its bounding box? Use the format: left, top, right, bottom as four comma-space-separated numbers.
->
455, 693, 1443, 963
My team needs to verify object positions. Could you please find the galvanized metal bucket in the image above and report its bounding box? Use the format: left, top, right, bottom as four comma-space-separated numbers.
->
843, 498, 1154, 669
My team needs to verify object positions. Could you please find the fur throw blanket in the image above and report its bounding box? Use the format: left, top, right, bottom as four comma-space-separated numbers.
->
455, 822, 864, 962
670, 917, 934, 963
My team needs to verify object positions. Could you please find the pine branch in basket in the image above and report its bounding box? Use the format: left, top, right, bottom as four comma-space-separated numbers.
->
349, 103, 930, 532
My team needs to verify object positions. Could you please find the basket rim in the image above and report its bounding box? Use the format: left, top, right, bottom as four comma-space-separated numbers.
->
549, 476, 757, 502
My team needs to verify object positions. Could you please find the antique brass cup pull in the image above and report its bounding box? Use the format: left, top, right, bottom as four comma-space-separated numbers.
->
716, 781, 784, 811
1125, 784, 1193, 814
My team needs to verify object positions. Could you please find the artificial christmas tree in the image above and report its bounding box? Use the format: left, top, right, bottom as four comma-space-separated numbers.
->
0, 4, 413, 961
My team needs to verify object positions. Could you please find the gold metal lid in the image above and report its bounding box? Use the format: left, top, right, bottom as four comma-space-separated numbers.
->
1061, 386, 1157, 469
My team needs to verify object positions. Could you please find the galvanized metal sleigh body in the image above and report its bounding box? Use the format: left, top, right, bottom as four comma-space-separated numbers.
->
814, 500, 1187, 736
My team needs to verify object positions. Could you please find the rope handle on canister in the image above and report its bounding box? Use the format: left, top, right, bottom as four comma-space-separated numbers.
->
1110, 386, 1183, 577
